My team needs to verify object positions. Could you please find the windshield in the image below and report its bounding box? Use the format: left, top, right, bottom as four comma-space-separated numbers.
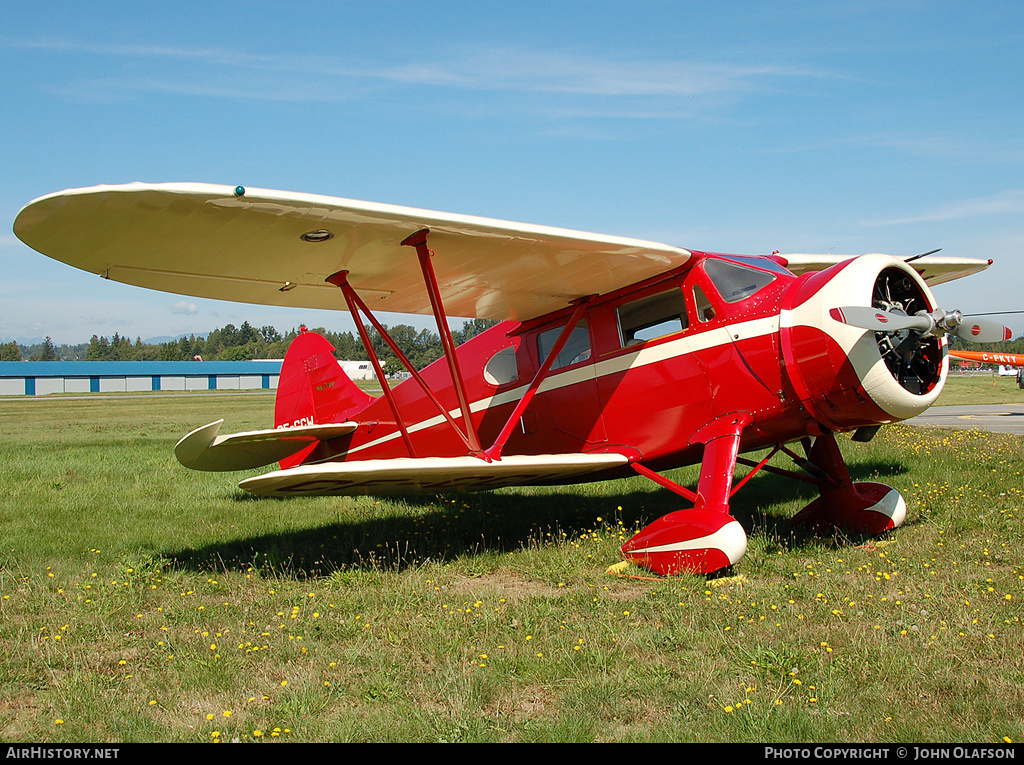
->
704, 259, 777, 303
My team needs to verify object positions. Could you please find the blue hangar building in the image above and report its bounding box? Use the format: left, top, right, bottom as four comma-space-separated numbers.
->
0, 360, 283, 396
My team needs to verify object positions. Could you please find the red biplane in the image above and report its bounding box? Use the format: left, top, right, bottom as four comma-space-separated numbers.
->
13, 183, 1014, 575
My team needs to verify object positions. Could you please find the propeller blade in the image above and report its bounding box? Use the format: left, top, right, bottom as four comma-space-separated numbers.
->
952, 317, 1013, 343
833, 306, 1012, 343
830, 307, 932, 333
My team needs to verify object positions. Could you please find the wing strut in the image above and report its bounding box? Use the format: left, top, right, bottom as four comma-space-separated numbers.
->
327, 229, 595, 464
484, 297, 590, 461
402, 230, 485, 456
327, 271, 418, 458
326, 269, 490, 459
325, 228, 489, 461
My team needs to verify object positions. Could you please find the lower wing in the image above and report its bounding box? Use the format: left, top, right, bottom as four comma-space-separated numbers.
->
238, 452, 634, 496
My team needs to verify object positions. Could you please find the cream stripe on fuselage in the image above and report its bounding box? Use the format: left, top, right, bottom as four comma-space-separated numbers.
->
335, 315, 780, 459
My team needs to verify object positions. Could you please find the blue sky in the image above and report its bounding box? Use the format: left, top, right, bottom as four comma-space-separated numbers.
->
3, 1, 1023, 344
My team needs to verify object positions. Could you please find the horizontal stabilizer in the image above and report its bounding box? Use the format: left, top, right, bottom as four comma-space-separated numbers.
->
175, 419, 358, 472
238, 452, 633, 496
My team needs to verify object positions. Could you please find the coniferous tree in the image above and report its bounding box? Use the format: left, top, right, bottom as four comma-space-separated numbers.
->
34, 336, 59, 361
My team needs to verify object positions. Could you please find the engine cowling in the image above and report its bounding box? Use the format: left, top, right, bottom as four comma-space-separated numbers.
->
779, 254, 947, 431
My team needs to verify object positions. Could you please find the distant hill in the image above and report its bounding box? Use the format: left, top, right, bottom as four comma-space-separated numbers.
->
1, 336, 46, 346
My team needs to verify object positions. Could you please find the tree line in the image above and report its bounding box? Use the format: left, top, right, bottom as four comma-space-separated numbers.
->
6, 320, 1021, 367
1, 319, 499, 371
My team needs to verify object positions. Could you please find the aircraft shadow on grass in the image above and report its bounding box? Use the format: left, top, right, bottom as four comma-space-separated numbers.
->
166, 459, 909, 577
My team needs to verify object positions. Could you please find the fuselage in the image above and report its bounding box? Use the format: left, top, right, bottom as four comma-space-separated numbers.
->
305, 250, 947, 478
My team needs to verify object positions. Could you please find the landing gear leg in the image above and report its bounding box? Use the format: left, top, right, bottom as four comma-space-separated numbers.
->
792, 431, 906, 535
621, 413, 751, 576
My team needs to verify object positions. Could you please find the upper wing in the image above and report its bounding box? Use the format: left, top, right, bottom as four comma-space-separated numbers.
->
781, 253, 991, 286
14, 182, 691, 323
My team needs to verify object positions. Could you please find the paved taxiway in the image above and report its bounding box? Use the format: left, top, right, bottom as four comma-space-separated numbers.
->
907, 404, 1024, 435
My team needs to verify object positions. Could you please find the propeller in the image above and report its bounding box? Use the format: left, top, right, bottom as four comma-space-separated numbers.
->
829, 265, 1014, 395
832, 306, 1012, 343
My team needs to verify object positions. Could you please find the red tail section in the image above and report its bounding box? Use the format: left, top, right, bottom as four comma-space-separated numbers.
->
274, 329, 374, 468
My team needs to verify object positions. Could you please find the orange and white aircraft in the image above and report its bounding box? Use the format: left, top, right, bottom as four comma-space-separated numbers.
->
13, 183, 1015, 575
949, 350, 1024, 367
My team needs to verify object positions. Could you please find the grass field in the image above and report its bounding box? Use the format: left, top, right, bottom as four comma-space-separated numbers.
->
937, 373, 1024, 406
0, 377, 1021, 743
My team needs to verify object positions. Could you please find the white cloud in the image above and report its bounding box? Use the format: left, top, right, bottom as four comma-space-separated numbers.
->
171, 301, 198, 315
8, 36, 828, 109
381, 48, 817, 97
866, 190, 1024, 226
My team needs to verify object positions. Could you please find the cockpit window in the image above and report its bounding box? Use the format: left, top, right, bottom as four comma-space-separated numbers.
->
483, 346, 518, 386
694, 284, 716, 322
704, 259, 777, 303
618, 288, 689, 346
538, 321, 591, 370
